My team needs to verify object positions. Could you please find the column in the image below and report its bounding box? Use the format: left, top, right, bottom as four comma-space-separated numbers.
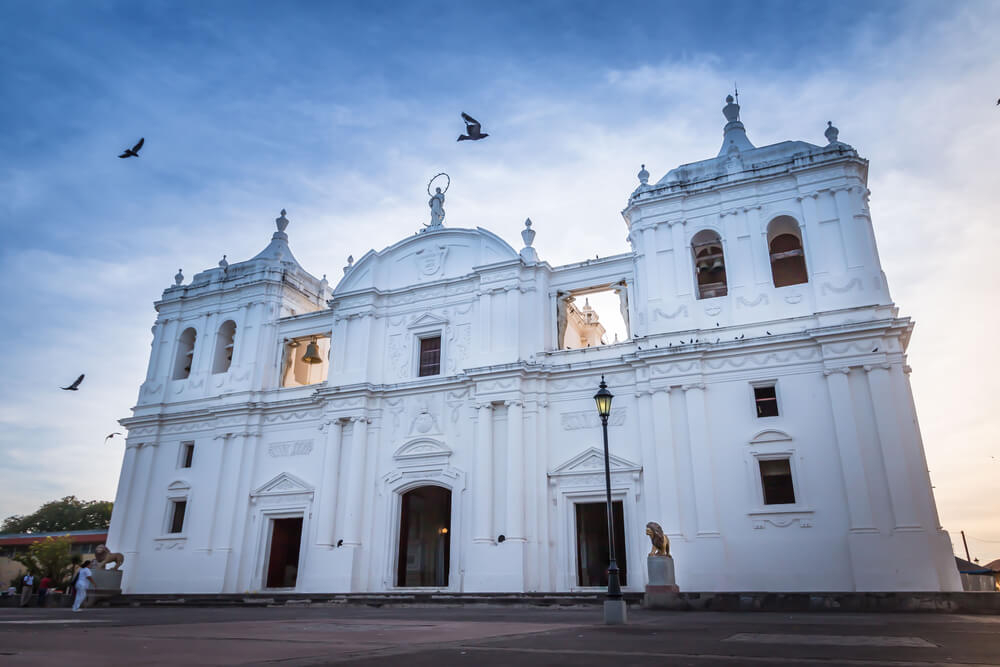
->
642, 226, 659, 298
793, 195, 822, 277
106, 441, 140, 551
142, 321, 166, 382
315, 419, 344, 546
341, 416, 369, 546
122, 443, 158, 554
742, 206, 769, 286
207, 434, 235, 551
232, 302, 254, 369
670, 221, 689, 297
531, 400, 550, 590
190, 312, 214, 378
823, 368, 876, 531
832, 187, 865, 269
726, 210, 750, 289
895, 364, 940, 529
473, 403, 494, 542
865, 364, 919, 529
477, 291, 494, 361
194, 434, 228, 552
651, 389, 683, 534
683, 384, 719, 536
505, 400, 525, 541
635, 391, 661, 527
222, 433, 257, 592
154, 318, 180, 382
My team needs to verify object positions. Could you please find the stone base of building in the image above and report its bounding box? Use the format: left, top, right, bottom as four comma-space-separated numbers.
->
104, 591, 1000, 614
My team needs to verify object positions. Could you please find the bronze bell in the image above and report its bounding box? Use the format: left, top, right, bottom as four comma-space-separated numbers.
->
301, 339, 322, 364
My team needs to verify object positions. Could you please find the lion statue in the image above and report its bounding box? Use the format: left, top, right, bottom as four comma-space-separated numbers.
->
645, 521, 670, 557
92, 544, 125, 571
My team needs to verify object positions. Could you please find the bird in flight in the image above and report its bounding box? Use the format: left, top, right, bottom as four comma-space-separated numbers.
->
104, 432, 123, 444
61, 374, 85, 391
118, 137, 144, 158
457, 113, 488, 141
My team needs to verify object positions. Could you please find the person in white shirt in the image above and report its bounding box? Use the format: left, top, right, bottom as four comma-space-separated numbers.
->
72, 561, 94, 612
19, 574, 34, 607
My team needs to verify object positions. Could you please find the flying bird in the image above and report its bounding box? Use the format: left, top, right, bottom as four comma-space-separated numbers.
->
61, 374, 85, 391
457, 113, 488, 141
104, 432, 123, 444
336, 539, 343, 547
118, 137, 144, 158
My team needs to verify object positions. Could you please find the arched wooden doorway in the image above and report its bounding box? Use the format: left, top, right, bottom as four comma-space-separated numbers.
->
396, 485, 451, 587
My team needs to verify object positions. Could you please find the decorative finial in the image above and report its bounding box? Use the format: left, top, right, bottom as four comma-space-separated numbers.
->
521, 218, 535, 247
519, 218, 539, 263
825, 120, 839, 145
343, 254, 354, 275
637, 164, 649, 185
318, 273, 329, 303
174, 268, 184, 286
717, 91, 755, 157
275, 209, 289, 233
218, 254, 229, 269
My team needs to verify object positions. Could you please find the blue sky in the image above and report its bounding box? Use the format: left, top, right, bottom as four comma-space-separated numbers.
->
2, 1, 998, 559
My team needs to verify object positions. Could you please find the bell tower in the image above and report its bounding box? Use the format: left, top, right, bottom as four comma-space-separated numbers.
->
623, 96, 890, 337
135, 210, 328, 408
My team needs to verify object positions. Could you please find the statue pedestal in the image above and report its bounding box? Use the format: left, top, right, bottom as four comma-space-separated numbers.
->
90, 568, 123, 600
643, 555, 680, 609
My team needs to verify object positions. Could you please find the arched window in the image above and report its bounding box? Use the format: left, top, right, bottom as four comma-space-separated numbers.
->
767, 216, 808, 287
212, 320, 237, 374
691, 230, 728, 299
172, 327, 197, 380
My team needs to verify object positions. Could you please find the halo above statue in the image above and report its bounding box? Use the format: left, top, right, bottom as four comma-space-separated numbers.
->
427, 172, 450, 197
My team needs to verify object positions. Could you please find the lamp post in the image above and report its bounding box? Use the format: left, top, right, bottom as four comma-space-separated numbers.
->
594, 375, 626, 624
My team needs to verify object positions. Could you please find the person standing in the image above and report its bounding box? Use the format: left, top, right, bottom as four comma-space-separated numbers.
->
19, 573, 34, 607
37, 576, 52, 607
72, 561, 94, 612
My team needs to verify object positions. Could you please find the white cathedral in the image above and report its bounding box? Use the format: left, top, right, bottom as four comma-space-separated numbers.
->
108, 96, 961, 595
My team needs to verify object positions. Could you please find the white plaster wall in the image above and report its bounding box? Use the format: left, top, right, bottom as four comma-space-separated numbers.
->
113, 136, 959, 595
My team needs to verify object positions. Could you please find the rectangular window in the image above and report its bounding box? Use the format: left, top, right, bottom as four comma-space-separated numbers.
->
759, 459, 795, 505
754, 385, 779, 418
169, 500, 187, 534
180, 442, 195, 468
418, 336, 441, 377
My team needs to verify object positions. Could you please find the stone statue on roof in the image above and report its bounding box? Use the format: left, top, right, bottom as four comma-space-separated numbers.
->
428, 187, 445, 229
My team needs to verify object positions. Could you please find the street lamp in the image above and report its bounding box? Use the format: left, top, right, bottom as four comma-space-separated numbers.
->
594, 375, 625, 624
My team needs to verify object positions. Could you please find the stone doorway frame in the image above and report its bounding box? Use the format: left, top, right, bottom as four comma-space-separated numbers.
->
380, 437, 466, 592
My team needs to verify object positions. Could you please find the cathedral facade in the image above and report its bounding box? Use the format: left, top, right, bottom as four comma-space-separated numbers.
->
108, 97, 961, 594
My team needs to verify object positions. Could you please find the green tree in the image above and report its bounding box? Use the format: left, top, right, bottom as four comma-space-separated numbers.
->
13, 535, 75, 585
1, 496, 113, 534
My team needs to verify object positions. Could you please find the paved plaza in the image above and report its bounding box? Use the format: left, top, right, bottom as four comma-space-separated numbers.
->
1, 604, 999, 666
